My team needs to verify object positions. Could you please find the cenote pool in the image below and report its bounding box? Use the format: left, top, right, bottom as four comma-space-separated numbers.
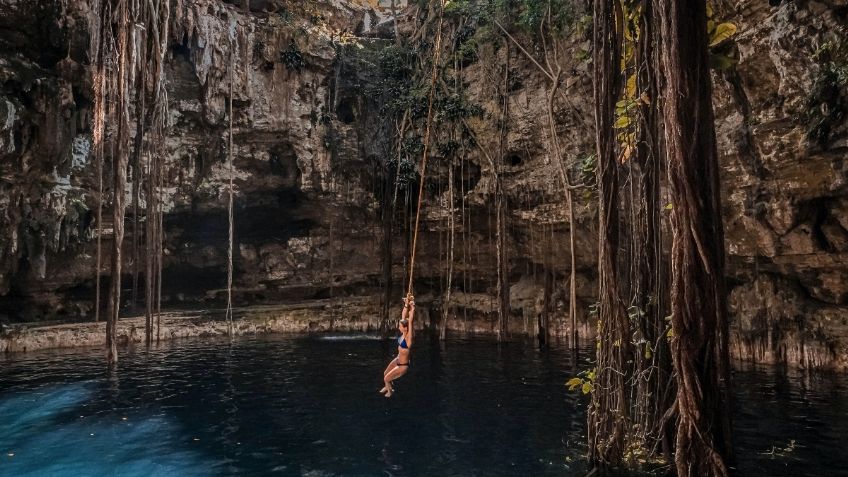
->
1, 334, 847, 476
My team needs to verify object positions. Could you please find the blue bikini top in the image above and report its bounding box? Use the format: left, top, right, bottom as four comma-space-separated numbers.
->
398, 335, 409, 349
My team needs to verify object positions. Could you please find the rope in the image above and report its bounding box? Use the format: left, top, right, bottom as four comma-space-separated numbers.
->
406, 0, 445, 298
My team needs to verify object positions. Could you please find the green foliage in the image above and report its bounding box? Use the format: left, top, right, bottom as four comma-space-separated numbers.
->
615, 2, 642, 165
573, 47, 590, 63
388, 154, 418, 188
495, 0, 576, 34
303, 2, 326, 26
452, 24, 481, 64
448, 22, 497, 67
588, 301, 599, 320
709, 53, 737, 71
435, 93, 484, 121
626, 305, 644, 321
356, 44, 424, 118
442, 0, 577, 40
401, 135, 424, 158
806, 39, 848, 148
310, 106, 333, 128
643, 341, 653, 360
613, 75, 641, 164
276, 7, 292, 24
455, 39, 480, 64
706, 3, 739, 71
709, 22, 737, 47
367, 43, 482, 123
578, 153, 596, 190
444, 0, 476, 17
281, 42, 306, 72
253, 40, 265, 59
382, 83, 431, 118
377, 45, 414, 80
322, 129, 340, 154
572, 13, 592, 38
68, 196, 89, 213
566, 368, 596, 395
665, 315, 674, 339
437, 140, 461, 157
814, 40, 848, 84
341, 42, 411, 121
319, 106, 333, 125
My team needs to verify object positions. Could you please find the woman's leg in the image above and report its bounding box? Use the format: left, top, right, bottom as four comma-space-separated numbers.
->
383, 357, 398, 377
383, 365, 408, 397
380, 358, 399, 393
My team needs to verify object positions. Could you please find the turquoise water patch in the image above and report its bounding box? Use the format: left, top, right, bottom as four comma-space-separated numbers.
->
0, 384, 208, 477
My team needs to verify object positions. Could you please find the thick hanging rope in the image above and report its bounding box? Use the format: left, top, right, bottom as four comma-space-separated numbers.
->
405, 0, 445, 298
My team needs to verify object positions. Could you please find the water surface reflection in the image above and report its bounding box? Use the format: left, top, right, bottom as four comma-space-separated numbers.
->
0, 335, 845, 476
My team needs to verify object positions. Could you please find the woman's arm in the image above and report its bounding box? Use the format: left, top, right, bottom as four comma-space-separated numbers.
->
406, 301, 415, 347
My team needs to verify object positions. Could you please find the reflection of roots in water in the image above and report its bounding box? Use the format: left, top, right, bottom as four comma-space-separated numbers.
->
222, 343, 239, 450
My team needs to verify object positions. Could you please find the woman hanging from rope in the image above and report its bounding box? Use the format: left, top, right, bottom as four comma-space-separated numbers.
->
379, 293, 415, 398
378, 0, 442, 399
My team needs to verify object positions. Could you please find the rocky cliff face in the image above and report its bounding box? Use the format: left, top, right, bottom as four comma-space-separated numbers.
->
0, 0, 392, 322
0, 0, 845, 368
716, 1, 848, 369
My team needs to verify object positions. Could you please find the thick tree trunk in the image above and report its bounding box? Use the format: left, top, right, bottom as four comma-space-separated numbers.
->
635, 0, 675, 458
588, 0, 628, 466
656, 1, 734, 475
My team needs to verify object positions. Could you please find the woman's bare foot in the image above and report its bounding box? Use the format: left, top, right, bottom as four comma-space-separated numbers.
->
379, 385, 390, 394
384, 388, 394, 398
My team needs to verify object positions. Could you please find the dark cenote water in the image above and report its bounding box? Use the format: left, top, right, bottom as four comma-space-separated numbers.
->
1, 333, 847, 476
